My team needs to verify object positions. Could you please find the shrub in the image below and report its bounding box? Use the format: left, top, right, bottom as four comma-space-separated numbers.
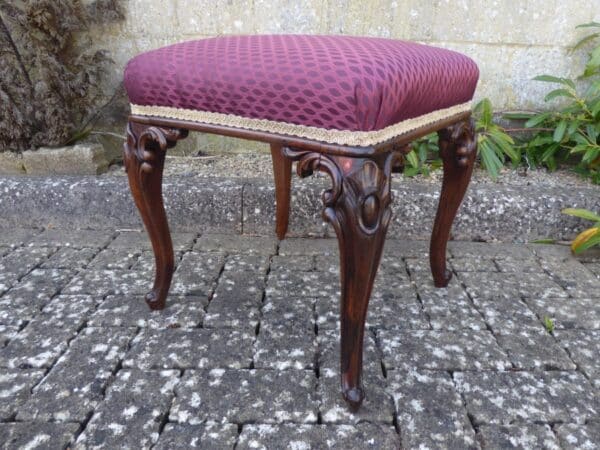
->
0, 0, 123, 153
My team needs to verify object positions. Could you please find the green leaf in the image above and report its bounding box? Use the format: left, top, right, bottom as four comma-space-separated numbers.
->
572, 32, 600, 51
478, 138, 502, 179
533, 74, 568, 84
502, 111, 536, 120
553, 120, 568, 142
572, 230, 600, 254
525, 112, 551, 128
541, 143, 560, 162
403, 168, 419, 177
545, 89, 575, 102
562, 208, 600, 222
531, 238, 557, 244
576, 21, 600, 29
591, 98, 600, 117
474, 98, 493, 127
488, 129, 519, 163
405, 150, 419, 168
582, 146, 600, 163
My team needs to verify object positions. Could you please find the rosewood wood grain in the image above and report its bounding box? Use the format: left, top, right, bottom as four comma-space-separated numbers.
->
123, 113, 476, 410
124, 121, 188, 310
429, 118, 477, 287
270, 143, 293, 240
283, 147, 400, 409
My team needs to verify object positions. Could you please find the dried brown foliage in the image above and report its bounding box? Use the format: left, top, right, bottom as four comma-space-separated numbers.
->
0, 0, 123, 152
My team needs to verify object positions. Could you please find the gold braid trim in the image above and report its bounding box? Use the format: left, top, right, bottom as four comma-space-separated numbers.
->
130, 102, 472, 146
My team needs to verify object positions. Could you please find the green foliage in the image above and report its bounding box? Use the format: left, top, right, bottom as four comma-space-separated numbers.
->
403, 98, 515, 179
512, 23, 600, 183
543, 316, 555, 333
402, 133, 440, 177
475, 98, 518, 179
562, 208, 600, 254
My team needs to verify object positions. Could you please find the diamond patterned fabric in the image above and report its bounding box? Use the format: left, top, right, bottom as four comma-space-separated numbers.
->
124, 35, 479, 132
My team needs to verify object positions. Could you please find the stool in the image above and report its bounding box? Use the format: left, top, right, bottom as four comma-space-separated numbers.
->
123, 35, 479, 409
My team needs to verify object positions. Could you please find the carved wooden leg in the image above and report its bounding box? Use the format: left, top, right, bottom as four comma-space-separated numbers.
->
124, 121, 188, 310
270, 143, 292, 240
430, 118, 477, 287
283, 148, 395, 410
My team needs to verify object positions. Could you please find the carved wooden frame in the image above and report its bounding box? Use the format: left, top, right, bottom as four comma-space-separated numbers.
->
124, 110, 477, 410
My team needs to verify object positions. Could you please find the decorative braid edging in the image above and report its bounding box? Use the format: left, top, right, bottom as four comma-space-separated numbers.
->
130, 102, 472, 147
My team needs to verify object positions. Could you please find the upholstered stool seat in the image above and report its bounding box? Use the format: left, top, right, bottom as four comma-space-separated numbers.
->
124, 35, 478, 146
122, 34, 480, 411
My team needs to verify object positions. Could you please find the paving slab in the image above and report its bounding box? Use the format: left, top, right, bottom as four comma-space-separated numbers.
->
223, 253, 271, 274
109, 231, 197, 252
170, 252, 225, 296
0, 228, 39, 247
0, 369, 45, 420
494, 328, 576, 370
555, 423, 600, 450
170, 369, 318, 424
154, 423, 239, 450
386, 370, 477, 450
271, 254, 315, 272
0, 231, 597, 447
123, 328, 254, 370
523, 296, 600, 330
378, 329, 511, 371
0, 318, 78, 369
417, 284, 487, 331
40, 247, 98, 269
62, 269, 152, 296
16, 327, 135, 422
87, 247, 140, 270
454, 371, 599, 425
254, 322, 317, 370
194, 233, 277, 255
88, 295, 205, 328
476, 424, 560, 450
0, 423, 80, 450
26, 229, 114, 248
472, 295, 544, 333
460, 271, 568, 300
266, 270, 340, 298
278, 238, 338, 256
237, 423, 400, 449
74, 369, 179, 449
318, 372, 394, 425
555, 329, 600, 389
0, 325, 18, 347
541, 257, 600, 298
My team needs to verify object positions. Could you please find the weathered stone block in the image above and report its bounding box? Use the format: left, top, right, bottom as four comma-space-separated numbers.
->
22, 143, 109, 175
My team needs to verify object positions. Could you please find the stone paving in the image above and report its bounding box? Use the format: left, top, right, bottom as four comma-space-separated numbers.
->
0, 228, 598, 449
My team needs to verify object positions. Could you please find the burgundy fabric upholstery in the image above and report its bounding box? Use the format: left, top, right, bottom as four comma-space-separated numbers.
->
124, 35, 479, 132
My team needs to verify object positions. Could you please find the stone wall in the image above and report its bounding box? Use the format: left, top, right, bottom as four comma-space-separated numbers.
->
90, 0, 600, 154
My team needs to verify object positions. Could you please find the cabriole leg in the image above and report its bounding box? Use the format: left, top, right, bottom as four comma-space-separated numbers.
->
123, 121, 188, 310
283, 148, 395, 410
430, 118, 477, 287
270, 143, 293, 240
